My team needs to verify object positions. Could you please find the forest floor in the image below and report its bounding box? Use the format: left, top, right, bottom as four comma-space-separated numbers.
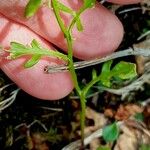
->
0, 1, 150, 150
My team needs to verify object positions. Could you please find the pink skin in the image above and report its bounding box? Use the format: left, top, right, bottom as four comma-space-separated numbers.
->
0, 14, 73, 100
0, 0, 123, 60
0, 0, 140, 100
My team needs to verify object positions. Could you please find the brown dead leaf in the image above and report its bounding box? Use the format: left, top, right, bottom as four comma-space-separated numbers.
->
115, 104, 143, 121
104, 104, 143, 120
104, 108, 115, 118
115, 105, 130, 120
125, 120, 150, 137
75, 107, 107, 138
134, 39, 150, 74
125, 104, 143, 115
114, 122, 150, 150
89, 138, 100, 150
141, 0, 150, 14
85, 107, 107, 130
31, 133, 49, 150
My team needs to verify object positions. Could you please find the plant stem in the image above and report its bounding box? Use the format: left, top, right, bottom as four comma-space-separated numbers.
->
52, 0, 86, 147
66, 33, 86, 147
80, 94, 86, 147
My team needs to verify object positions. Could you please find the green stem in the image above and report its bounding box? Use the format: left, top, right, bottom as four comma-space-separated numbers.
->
68, 8, 85, 33
82, 76, 101, 97
66, 34, 85, 147
52, 0, 87, 147
80, 94, 86, 146
52, 0, 68, 37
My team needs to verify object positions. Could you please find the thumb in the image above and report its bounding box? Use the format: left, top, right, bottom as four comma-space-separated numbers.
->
0, 14, 73, 100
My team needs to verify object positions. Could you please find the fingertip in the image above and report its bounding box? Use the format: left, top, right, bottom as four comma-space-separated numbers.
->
0, 14, 74, 100
72, 3, 124, 60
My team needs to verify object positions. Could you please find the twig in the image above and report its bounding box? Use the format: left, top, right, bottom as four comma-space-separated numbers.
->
137, 30, 150, 41
0, 84, 20, 112
38, 106, 63, 112
118, 7, 142, 14
45, 48, 150, 73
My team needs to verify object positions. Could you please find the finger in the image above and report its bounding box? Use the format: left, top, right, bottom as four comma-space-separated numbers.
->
0, 0, 123, 60
107, 0, 141, 4
0, 14, 73, 100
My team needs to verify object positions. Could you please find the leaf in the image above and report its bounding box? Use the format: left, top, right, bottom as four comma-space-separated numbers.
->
98, 61, 137, 88
9, 40, 68, 68
76, 18, 83, 31
100, 60, 113, 87
10, 42, 30, 58
83, 0, 96, 9
140, 144, 150, 150
102, 122, 119, 142
111, 61, 137, 80
56, 1, 74, 14
24, 54, 41, 68
25, 0, 42, 18
97, 145, 111, 150
134, 113, 144, 122
92, 69, 97, 80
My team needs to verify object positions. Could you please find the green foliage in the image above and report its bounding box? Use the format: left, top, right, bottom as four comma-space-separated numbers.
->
25, 0, 42, 18
100, 60, 137, 87
92, 69, 98, 80
8, 0, 138, 147
83, 0, 96, 9
8, 39, 68, 68
76, 18, 84, 31
55, 1, 74, 14
102, 122, 119, 142
97, 145, 111, 150
100, 60, 113, 87
52, 0, 84, 33
111, 61, 137, 79
140, 144, 150, 150
134, 113, 144, 122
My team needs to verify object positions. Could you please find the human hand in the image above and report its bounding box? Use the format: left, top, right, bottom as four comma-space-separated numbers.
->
0, 0, 141, 100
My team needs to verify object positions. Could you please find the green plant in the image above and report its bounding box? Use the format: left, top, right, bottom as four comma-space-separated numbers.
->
102, 122, 119, 142
97, 145, 111, 150
140, 144, 150, 150
134, 112, 144, 122
7, 0, 137, 148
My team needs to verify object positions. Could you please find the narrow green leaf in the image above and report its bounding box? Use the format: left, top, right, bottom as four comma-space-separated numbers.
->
56, 1, 74, 14
10, 42, 28, 58
102, 122, 119, 142
100, 60, 113, 87
111, 61, 137, 80
76, 18, 83, 31
24, 54, 41, 68
83, 0, 96, 9
9, 40, 68, 68
92, 69, 97, 80
25, 0, 42, 18
11, 42, 26, 50
31, 39, 41, 49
